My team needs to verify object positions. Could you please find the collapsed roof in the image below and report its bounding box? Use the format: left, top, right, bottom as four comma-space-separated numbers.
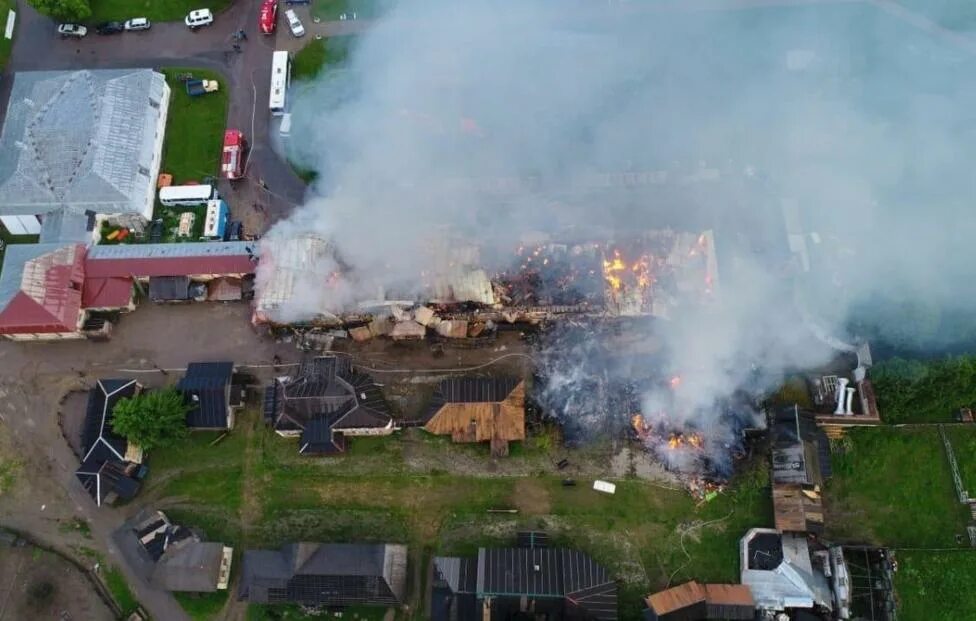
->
740, 529, 832, 613
252, 229, 717, 325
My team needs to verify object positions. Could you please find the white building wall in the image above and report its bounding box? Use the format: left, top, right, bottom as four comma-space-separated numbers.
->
142, 76, 171, 220
0, 214, 41, 235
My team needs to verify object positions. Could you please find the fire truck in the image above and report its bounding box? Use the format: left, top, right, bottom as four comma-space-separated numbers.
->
221, 129, 247, 180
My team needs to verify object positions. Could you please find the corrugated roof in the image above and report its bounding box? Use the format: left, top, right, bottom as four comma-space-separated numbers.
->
86, 241, 257, 278
39, 209, 92, 243
178, 362, 233, 429
645, 580, 707, 615
239, 543, 408, 606
0, 242, 85, 334
82, 276, 133, 309
0, 69, 167, 217
435, 377, 521, 404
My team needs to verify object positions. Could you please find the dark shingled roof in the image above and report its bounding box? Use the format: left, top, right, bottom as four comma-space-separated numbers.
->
434, 547, 617, 621
178, 362, 234, 429
239, 543, 408, 607
75, 379, 141, 506
273, 355, 392, 455
148, 276, 193, 302
422, 377, 521, 423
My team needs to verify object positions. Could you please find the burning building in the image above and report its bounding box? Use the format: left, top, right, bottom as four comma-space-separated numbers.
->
251, 228, 718, 327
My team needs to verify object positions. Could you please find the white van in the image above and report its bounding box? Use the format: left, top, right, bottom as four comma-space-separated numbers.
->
159, 184, 216, 207
279, 113, 292, 137
185, 8, 214, 29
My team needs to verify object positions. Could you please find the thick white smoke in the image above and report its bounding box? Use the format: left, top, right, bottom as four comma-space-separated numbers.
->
270, 0, 976, 469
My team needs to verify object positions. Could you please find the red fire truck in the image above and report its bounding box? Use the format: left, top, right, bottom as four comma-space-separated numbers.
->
221, 129, 247, 180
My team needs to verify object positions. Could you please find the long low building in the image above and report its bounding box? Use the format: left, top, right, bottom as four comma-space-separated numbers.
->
252, 229, 719, 326
0, 241, 258, 340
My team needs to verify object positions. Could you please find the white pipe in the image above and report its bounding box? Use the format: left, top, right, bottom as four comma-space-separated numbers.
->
834, 378, 849, 415
845, 387, 855, 415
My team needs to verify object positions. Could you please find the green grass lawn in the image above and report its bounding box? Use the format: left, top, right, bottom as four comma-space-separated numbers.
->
174, 592, 229, 621
104, 566, 139, 616
0, 223, 40, 277
311, 0, 395, 22
947, 426, 976, 494
0, 0, 15, 70
291, 36, 355, 81
871, 356, 976, 423
895, 550, 976, 621
825, 427, 970, 547
90, 0, 233, 23
160, 68, 229, 185
149, 412, 772, 621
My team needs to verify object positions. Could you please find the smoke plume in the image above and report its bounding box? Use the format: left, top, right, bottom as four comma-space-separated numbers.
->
271, 0, 976, 471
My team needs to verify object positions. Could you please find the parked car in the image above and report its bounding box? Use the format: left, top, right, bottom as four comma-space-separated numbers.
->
95, 21, 125, 35
185, 8, 214, 29
285, 9, 304, 37
57, 23, 87, 38
259, 0, 277, 34
124, 17, 151, 31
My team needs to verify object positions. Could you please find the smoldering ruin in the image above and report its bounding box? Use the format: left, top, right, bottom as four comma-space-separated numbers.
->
256, 0, 976, 482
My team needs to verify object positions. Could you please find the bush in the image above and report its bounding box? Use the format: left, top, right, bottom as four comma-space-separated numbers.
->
872, 356, 976, 423
29, 0, 91, 22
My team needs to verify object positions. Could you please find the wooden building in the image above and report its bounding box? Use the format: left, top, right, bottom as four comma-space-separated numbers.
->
423, 378, 525, 457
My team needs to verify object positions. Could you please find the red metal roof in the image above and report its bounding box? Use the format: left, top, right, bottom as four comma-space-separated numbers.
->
0, 244, 85, 334
82, 277, 134, 309
85, 255, 255, 279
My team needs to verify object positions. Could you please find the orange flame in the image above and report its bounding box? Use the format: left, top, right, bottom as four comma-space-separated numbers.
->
669, 375, 682, 389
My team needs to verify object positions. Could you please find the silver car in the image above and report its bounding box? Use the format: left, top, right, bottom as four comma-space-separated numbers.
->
57, 23, 87, 38
124, 17, 152, 31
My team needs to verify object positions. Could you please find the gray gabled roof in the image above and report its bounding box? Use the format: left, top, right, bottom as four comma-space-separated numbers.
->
151, 541, 226, 592
0, 69, 167, 216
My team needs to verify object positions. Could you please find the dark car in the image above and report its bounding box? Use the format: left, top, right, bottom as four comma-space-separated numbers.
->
95, 21, 124, 35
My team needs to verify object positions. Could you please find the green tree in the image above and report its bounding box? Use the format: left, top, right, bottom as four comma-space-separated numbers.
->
111, 388, 189, 453
29, 0, 91, 23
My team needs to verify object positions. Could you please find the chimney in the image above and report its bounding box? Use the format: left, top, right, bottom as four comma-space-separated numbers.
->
844, 387, 855, 415
834, 378, 849, 415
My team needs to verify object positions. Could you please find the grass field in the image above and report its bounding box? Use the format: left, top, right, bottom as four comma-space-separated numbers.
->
104, 566, 139, 617
311, 0, 395, 21
947, 426, 976, 494
0, 0, 14, 70
292, 36, 355, 81
159, 68, 229, 185
174, 592, 229, 620
871, 356, 976, 423
147, 411, 772, 620
90, 0, 233, 23
894, 550, 976, 621
825, 427, 970, 547
0, 224, 40, 277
